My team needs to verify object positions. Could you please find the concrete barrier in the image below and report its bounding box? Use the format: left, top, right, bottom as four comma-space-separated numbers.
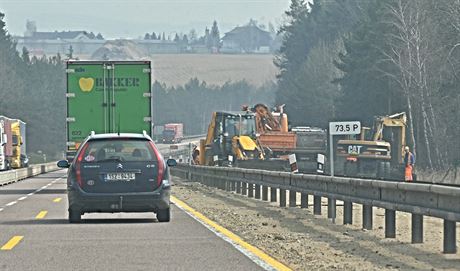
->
0, 162, 60, 186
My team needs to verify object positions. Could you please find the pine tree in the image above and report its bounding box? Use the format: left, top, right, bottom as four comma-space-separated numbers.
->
334, 0, 401, 123
174, 33, 180, 42
210, 20, 220, 50
66, 45, 74, 59
21, 46, 30, 64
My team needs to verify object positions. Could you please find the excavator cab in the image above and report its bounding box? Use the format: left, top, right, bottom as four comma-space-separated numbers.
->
199, 111, 264, 166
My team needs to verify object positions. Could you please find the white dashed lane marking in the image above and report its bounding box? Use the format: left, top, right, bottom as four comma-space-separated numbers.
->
0, 176, 65, 211
5, 201, 17, 206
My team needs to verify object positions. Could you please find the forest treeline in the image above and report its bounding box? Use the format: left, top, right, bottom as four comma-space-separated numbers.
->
152, 79, 275, 135
276, 0, 460, 169
0, 13, 65, 160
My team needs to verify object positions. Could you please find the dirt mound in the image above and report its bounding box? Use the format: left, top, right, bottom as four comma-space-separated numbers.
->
91, 40, 148, 60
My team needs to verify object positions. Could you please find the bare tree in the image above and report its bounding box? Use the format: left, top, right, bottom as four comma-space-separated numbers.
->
380, 0, 447, 169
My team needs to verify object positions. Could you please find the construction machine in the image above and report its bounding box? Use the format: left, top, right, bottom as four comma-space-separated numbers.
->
336, 112, 406, 179
251, 104, 327, 173
198, 111, 265, 167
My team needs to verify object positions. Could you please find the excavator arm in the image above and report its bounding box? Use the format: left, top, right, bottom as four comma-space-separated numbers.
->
253, 104, 280, 133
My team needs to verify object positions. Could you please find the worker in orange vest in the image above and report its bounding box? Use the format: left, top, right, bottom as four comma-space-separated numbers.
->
404, 146, 415, 182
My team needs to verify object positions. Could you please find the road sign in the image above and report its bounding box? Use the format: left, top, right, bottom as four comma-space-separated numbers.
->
328, 121, 361, 177
329, 121, 361, 135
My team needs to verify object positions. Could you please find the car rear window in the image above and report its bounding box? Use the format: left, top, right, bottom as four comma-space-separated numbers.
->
80, 139, 158, 163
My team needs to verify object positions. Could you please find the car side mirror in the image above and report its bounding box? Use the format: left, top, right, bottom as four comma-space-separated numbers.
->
57, 160, 70, 168
166, 159, 177, 167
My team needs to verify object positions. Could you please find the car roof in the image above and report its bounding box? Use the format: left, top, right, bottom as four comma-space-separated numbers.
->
87, 133, 152, 140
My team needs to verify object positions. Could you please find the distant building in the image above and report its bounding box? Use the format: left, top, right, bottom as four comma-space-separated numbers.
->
25, 30, 100, 41
15, 30, 105, 58
221, 23, 273, 54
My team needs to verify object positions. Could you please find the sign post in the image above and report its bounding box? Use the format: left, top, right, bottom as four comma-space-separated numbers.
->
328, 121, 361, 176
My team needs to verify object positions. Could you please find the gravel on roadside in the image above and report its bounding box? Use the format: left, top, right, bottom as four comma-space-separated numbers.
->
172, 177, 460, 271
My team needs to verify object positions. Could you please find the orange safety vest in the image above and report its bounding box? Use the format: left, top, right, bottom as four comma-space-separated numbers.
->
405, 165, 413, 182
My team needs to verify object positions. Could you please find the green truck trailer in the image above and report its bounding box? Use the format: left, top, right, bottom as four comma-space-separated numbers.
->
66, 61, 153, 161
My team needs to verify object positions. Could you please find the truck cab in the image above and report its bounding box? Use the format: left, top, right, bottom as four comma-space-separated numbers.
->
0, 120, 8, 170
10, 120, 28, 168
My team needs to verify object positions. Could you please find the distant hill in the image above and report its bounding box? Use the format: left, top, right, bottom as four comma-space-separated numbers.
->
151, 54, 278, 87
91, 40, 149, 60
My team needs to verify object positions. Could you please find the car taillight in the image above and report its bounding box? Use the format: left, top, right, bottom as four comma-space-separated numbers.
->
149, 141, 164, 186
75, 144, 89, 187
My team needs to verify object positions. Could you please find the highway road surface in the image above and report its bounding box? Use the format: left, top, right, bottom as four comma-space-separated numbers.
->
0, 170, 272, 271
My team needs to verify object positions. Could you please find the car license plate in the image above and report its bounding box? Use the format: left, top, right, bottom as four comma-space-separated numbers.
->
105, 172, 136, 181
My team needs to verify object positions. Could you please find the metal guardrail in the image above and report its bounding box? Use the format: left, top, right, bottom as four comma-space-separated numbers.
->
0, 162, 60, 186
171, 164, 460, 254
182, 134, 205, 140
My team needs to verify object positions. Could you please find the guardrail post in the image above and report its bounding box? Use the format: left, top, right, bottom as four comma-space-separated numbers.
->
363, 205, 373, 230
270, 187, 277, 202
262, 186, 268, 201
411, 214, 423, 244
209, 177, 215, 187
444, 220, 457, 254
230, 180, 236, 192
327, 198, 336, 223
255, 184, 261, 199
241, 182, 247, 195
300, 193, 308, 209
343, 201, 353, 225
279, 189, 286, 207
248, 183, 254, 198
289, 191, 296, 207
385, 209, 396, 238
236, 181, 241, 194
313, 196, 321, 215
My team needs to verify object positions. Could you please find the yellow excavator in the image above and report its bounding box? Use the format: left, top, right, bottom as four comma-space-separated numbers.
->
198, 111, 264, 167
336, 112, 407, 179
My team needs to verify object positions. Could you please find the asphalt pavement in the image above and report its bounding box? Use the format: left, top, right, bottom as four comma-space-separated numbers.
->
0, 170, 264, 271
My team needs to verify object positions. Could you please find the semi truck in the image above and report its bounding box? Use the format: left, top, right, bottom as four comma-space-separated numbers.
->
0, 116, 28, 170
66, 60, 153, 161
161, 123, 184, 144
153, 125, 165, 142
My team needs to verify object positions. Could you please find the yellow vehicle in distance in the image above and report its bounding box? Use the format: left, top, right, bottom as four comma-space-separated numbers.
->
198, 111, 264, 167
336, 112, 406, 179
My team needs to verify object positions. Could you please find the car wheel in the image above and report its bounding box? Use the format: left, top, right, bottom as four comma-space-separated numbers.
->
69, 208, 82, 223
156, 208, 170, 222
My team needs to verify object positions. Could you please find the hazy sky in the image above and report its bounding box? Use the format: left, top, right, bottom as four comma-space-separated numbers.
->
1, 0, 291, 39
